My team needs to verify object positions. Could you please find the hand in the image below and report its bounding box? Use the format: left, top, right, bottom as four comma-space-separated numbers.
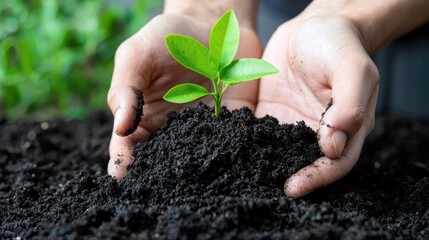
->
256, 15, 379, 198
107, 13, 261, 180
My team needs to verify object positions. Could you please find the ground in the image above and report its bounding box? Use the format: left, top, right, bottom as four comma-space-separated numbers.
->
1, 104, 428, 239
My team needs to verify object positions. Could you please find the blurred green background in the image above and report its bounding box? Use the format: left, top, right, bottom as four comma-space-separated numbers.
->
0, 0, 159, 119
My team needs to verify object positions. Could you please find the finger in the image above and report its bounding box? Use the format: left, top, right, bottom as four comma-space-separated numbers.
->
319, 53, 379, 158
284, 126, 366, 198
284, 86, 378, 198
107, 34, 154, 180
108, 87, 144, 136
108, 125, 151, 180
108, 36, 152, 137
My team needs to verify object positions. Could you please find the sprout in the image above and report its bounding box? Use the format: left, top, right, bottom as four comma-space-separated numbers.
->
163, 10, 279, 118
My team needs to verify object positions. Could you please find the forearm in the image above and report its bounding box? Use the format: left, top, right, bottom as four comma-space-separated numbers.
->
164, 0, 259, 30
303, 0, 429, 53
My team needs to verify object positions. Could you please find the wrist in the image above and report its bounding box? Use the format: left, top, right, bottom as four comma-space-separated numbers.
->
164, 0, 258, 30
301, 0, 429, 53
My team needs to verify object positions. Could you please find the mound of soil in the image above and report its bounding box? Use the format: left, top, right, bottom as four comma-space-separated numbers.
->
1, 103, 428, 239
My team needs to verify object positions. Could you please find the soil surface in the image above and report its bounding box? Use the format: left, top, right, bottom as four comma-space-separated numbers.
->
1, 103, 428, 239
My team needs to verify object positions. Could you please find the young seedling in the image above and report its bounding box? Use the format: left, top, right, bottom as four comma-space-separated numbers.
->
163, 10, 279, 118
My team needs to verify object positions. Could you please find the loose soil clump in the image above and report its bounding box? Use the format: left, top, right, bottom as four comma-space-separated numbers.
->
1, 103, 428, 239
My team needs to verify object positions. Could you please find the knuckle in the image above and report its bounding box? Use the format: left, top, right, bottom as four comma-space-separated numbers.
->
356, 55, 380, 86
345, 53, 380, 86
107, 89, 118, 111
365, 109, 376, 133
114, 40, 135, 64
368, 117, 375, 132
349, 104, 365, 130
365, 60, 380, 85
150, 15, 165, 25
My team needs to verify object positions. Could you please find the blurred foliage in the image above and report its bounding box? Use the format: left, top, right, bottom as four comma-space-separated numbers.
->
0, 0, 159, 119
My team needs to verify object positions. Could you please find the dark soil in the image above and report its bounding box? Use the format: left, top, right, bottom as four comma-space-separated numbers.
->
1, 103, 428, 239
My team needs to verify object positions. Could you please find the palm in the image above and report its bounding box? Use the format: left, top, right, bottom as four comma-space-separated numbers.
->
108, 14, 261, 179
256, 17, 379, 197
256, 19, 338, 127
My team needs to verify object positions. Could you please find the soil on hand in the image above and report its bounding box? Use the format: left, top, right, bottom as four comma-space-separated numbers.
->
1, 103, 428, 239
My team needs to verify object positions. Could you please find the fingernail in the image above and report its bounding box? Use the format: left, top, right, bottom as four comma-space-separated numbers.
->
114, 108, 123, 134
332, 131, 347, 158
284, 177, 300, 198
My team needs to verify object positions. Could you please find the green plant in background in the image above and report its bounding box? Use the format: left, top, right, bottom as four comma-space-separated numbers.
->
0, 0, 158, 119
163, 10, 278, 118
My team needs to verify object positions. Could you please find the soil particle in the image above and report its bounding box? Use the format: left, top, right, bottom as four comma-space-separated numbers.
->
1, 104, 429, 239
319, 98, 333, 127
122, 103, 322, 206
323, 98, 333, 117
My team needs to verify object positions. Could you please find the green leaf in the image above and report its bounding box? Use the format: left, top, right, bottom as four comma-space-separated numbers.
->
209, 9, 239, 69
163, 83, 210, 103
165, 34, 217, 80
220, 58, 279, 84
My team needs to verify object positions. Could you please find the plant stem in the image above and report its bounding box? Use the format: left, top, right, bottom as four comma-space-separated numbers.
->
213, 78, 221, 118
214, 97, 221, 118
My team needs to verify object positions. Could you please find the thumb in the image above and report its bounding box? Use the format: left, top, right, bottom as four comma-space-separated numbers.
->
318, 54, 379, 158
107, 36, 153, 180
109, 87, 144, 137
108, 37, 153, 137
